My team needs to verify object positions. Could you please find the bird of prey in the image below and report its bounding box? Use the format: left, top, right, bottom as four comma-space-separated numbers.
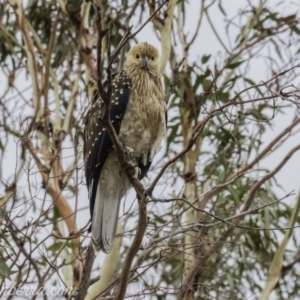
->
83, 42, 166, 253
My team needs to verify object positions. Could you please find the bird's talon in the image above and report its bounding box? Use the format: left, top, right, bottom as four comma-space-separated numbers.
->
132, 166, 140, 178
124, 146, 134, 154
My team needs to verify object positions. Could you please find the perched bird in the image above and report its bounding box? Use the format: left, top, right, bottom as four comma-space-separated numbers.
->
84, 42, 167, 253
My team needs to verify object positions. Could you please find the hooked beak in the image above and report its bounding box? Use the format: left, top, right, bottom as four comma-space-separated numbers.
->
142, 56, 149, 69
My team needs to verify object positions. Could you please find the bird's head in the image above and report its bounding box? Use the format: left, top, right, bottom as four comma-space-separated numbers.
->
125, 42, 160, 72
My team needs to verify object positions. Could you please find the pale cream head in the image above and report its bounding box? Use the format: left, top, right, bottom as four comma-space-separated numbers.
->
125, 42, 160, 71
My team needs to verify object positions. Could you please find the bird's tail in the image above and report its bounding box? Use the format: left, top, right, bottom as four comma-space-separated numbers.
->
91, 153, 129, 253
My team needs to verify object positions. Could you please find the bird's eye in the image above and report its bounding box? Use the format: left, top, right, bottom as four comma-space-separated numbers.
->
136, 54, 140, 59
151, 56, 154, 61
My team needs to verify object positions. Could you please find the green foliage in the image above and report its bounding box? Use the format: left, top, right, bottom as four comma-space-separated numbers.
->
0, 259, 16, 280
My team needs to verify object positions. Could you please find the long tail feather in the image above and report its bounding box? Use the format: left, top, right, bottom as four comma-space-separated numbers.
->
92, 152, 129, 253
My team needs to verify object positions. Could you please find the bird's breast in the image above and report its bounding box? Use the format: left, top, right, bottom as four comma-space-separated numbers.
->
119, 73, 166, 166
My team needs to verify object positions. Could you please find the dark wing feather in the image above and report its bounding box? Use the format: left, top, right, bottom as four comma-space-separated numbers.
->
165, 106, 168, 126
84, 71, 131, 219
138, 157, 152, 180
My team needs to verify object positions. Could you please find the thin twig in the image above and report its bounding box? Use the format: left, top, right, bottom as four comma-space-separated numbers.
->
75, 244, 95, 300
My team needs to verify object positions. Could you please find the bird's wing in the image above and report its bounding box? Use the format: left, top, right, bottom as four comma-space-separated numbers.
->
83, 71, 132, 218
